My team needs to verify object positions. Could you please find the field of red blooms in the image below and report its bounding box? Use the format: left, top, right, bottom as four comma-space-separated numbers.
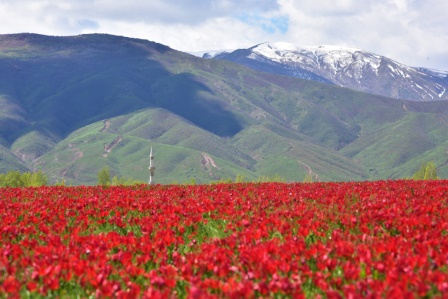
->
1, 180, 447, 298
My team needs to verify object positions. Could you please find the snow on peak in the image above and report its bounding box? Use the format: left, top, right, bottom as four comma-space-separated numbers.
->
251, 42, 380, 77
254, 42, 361, 55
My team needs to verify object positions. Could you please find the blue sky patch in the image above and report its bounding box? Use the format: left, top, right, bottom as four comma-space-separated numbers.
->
237, 14, 289, 34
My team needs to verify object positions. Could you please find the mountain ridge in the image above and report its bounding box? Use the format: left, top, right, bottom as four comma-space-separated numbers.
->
2, 33, 448, 184
202, 42, 448, 102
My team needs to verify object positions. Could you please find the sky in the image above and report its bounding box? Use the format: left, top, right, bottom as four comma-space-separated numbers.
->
0, 0, 447, 70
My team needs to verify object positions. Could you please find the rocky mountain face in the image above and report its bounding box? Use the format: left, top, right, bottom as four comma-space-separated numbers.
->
204, 42, 448, 102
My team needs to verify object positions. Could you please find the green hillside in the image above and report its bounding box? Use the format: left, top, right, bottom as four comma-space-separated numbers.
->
1, 33, 448, 184
0, 145, 28, 173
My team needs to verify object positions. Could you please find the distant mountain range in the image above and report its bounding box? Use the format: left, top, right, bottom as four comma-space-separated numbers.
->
196, 42, 448, 102
1, 33, 448, 185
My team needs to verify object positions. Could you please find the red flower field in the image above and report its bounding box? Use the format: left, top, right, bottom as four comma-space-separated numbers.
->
1, 180, 447, 298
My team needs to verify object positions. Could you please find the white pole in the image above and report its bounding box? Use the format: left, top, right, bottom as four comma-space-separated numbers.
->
149, 147, 155, 185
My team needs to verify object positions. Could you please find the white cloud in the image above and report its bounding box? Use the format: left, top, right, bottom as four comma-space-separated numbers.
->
0, 0, 446, 70
95, 17, 276, 53
276, 0, 448, 69
0, 0, 277, 26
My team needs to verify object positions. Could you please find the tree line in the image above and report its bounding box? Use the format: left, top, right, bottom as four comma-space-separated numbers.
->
0, 170, 48, 187
411, 161, 438, 180
0, 161, 440, 187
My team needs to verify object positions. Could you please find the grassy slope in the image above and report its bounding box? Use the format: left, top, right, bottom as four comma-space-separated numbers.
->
35, 107, 365, 185
341, 112, 448, 179
0, 145, 29, 173
34, 109, 258, 185
232, 125, 367, 181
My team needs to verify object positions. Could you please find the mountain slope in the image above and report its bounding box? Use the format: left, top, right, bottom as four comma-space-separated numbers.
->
207, 42, 448, 102
1, 34, 448, 184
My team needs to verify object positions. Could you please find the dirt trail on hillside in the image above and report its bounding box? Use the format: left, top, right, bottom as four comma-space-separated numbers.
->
102, 135, 123, 157
99, 119, 124, 157
201, 152, 219, 169
297, 160, 319, 181
100, 119, 111, 132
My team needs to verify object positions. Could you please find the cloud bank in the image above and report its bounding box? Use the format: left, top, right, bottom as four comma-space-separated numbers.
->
0, 0, 446, 70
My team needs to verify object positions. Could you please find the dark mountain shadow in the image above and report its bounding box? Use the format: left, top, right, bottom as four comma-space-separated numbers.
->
0, 33, 244, 144
150, 73, 243, 137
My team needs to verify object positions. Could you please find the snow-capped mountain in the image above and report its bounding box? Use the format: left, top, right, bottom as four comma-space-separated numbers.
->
204, 42, 448, 102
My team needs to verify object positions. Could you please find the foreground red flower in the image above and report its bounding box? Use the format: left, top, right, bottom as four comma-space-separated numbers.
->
0, 180, 447, 297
